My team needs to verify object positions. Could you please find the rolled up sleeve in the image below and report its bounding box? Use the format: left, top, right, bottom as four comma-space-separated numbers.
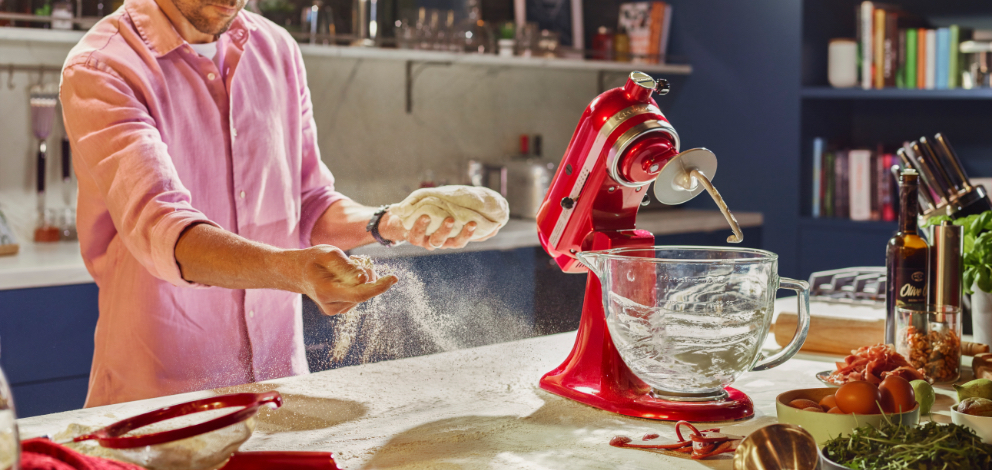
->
293, 42, 347, 248
61, 60, 219, 287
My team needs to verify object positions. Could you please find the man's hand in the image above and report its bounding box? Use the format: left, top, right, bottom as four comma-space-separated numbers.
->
175, 224, 397, 317
294, 245, 398, 316
378, 213, 497, 251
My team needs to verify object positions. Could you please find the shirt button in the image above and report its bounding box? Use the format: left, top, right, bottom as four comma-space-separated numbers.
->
207, 72, 216, 80
249, 310, 255, 318
232, 128, 238, 137
240, 190, 246, 199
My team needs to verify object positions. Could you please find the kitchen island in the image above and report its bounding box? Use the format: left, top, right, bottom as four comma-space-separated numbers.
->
16, 331, 957, 469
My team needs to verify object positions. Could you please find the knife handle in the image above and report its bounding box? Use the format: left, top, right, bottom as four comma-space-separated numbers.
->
934, 133, 972, 192
918, 137, 957, 197
61, 136, 71, 181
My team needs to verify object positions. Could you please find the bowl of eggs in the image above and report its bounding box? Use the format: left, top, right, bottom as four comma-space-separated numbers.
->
776, 376, 920, 445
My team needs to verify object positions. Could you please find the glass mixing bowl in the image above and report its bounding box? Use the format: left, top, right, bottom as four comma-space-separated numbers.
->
577, 246, 810, 401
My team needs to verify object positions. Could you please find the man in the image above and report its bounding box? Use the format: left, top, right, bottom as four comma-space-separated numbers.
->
60, 0, 492, 406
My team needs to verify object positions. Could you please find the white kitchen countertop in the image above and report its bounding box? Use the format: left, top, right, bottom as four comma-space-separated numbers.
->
18, 331, 849, 470
0, 209, 762, 291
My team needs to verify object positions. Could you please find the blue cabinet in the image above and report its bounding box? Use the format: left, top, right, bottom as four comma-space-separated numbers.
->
0, 284, 98, 418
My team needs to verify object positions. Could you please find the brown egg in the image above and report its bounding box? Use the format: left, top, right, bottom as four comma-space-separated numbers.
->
835, 381, 882, 414
789, 398, 821, 410
803, 406, 824, 412
819, 394, 838, 411
879, 376, 916, 413
828, 407, 845, 414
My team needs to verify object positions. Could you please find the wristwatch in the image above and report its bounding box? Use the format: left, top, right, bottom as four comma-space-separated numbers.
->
366, 205, 396, 246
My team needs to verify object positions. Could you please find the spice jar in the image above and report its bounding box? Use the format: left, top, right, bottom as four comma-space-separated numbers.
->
894, 305, 961, 383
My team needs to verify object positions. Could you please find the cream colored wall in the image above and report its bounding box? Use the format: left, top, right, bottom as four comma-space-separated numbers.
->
0, 35, 624, 240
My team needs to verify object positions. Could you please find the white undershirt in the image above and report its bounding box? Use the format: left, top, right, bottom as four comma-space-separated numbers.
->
189, 41, 218, 59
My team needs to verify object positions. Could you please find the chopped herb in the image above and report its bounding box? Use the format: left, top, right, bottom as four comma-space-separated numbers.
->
823, 421, 992, 469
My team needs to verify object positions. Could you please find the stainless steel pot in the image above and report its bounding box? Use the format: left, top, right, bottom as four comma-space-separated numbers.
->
468, 159, 555, 219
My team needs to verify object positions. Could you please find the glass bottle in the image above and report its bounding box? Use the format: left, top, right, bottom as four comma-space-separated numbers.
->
885, 169, 929, 344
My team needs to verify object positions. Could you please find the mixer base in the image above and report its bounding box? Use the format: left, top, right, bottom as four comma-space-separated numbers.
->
539, 377, 754, 422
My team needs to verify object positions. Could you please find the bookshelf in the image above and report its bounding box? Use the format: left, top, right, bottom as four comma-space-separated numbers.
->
797, 0, 992, 277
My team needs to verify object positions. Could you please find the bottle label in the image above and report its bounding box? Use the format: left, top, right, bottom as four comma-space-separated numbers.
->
895, 268, 927, 305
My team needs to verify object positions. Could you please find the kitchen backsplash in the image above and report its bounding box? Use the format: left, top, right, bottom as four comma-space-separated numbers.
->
0, 36, 621, 240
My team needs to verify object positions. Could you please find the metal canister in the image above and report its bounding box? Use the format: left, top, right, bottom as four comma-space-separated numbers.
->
929, 220, 963, 309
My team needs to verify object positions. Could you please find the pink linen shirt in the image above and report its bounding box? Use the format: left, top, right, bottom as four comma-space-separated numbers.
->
60, 0, 345, 407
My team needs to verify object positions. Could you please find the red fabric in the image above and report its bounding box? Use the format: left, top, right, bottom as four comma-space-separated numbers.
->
19, 438, 145, 470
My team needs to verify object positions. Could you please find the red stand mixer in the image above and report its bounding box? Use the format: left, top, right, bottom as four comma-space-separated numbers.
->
536, 72, 792, 422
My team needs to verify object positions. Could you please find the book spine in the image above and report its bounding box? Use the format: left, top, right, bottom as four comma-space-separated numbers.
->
850, 150, 872, 221
917, 28, 927, 89
659, 3, 672, 63
926, 29, 936, 89
906, 28, 917, 89
861, 2, 874, 89
884, 11, 897, 87
836, 151, 850, 219
896, 28, 906, 88
936, 27, 949, 89
874, 9, 886, 89
949, 25, 960, 89
879, 154, 894, 221
813, 137, 824, 218
870, 151, 880, 220
825, 152, 835, 218
649, 2, 663, 64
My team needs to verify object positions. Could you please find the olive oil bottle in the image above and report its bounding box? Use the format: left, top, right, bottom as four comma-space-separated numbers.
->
885, 169, 929, 344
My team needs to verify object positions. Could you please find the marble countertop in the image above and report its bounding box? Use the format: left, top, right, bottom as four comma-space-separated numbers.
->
16, 331, 958, 469
0, 209, 762, 291
17, 332, 836, 470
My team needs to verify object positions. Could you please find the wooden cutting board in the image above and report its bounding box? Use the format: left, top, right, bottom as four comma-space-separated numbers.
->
773, 298, 885, 356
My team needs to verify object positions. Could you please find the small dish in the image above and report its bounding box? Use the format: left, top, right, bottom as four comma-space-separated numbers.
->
950, 404, 992, 444
815, 370, 839, 387
776, 388, 919, 445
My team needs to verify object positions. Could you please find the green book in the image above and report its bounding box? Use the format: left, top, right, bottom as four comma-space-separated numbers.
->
949, 25, 960, 89
824, 152, 835, 218
906, 28, 918, 89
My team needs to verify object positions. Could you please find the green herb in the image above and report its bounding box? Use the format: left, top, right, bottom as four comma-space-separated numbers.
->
922, 211, 992, 294
822, 421, 992, 469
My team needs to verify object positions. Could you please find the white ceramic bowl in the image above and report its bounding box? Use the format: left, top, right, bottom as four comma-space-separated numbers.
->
950, 404, 992, 444
777, 388, 919, 446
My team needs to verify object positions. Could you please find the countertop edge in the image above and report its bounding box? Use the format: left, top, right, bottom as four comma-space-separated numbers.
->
0, 209, 763, 290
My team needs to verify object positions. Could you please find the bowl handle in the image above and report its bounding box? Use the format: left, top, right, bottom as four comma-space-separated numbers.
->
751, 277, 811, 372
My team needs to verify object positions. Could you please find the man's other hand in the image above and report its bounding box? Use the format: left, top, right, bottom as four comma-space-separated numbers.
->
297, 245, 397, 316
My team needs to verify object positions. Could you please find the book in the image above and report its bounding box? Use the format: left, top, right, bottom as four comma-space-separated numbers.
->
824, 151, 835, 218
861, 2, 875, 89
849, 150, 873, 221
898, 31, 906, 88
813, 137, 824, 218
878, 154, 895, 222
936, 27, 949, 89
949, 25, 960, 89
835, 151, 850, 219
883, 11, 898, 87
925, 29, 936, 89
905, 28, 917, 88
874, 8, 886, 89
917, 28, 927, 89
618, 2, 670, 64
659, 3, 672, 63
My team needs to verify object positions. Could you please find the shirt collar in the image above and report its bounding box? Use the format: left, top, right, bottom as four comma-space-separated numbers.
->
125, 0, 253, 58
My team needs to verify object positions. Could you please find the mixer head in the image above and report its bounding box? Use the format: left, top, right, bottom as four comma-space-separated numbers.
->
537, 72, 741, 273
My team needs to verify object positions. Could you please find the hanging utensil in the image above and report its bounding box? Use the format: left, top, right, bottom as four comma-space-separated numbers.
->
29, 84, 60, 243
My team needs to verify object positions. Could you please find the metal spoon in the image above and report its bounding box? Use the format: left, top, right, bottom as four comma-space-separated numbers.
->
732, 423, 820, 470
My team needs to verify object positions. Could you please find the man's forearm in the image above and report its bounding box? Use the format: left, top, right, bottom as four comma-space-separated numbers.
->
175, 223, 304, 291
309, 199, 377, 250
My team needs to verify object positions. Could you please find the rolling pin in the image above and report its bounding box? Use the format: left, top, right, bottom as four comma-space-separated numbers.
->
773, 312, 884, 355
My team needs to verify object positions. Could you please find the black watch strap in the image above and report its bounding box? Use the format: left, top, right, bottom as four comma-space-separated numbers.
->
366, 205, 395, 246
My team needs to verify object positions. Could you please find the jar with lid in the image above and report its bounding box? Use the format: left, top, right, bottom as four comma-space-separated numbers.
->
894, 304, 961, 383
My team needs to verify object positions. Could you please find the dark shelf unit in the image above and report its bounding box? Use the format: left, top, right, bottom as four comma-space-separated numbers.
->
801, 87, 992, 100
797, 0, 992, 278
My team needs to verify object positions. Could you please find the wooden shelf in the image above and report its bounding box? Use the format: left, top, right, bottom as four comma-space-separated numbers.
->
799, 217, 897, 232
801, 86, 992, 100
0, 27, 692, 75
